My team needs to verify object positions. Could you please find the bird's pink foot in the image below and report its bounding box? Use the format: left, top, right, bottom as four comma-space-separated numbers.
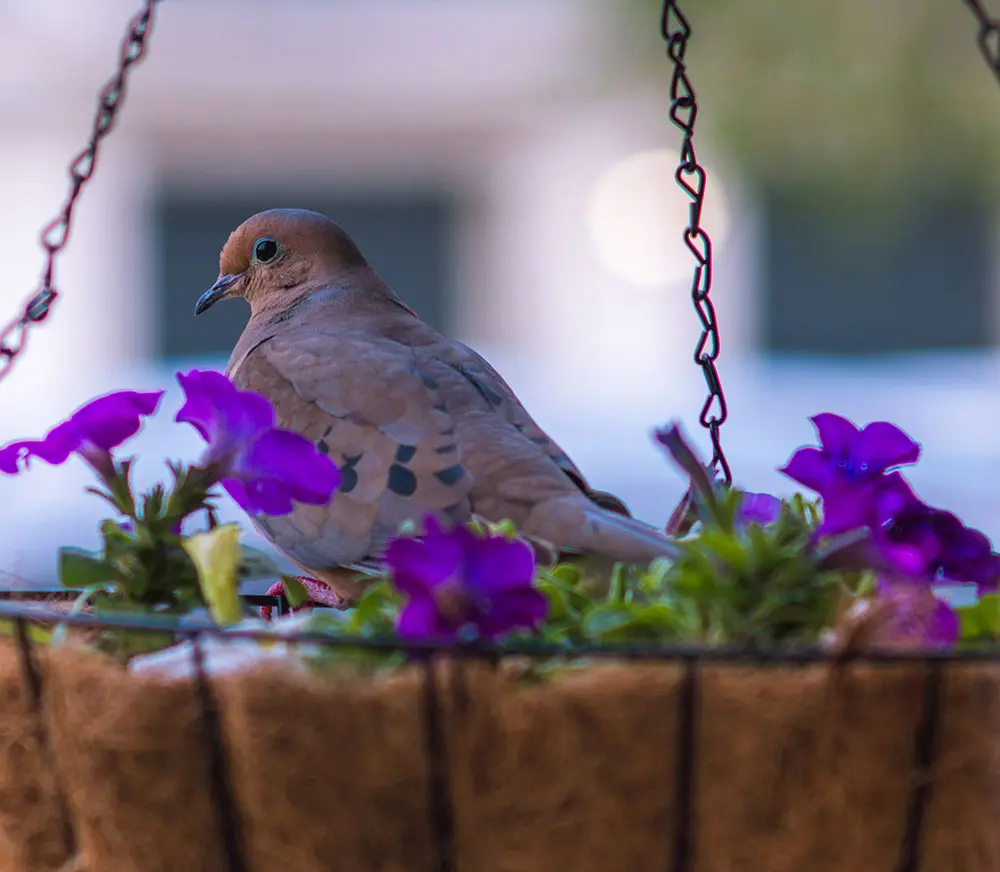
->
259, 577, 351, 620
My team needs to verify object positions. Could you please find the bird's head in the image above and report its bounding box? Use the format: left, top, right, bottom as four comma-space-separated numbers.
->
195, 208, 372, 318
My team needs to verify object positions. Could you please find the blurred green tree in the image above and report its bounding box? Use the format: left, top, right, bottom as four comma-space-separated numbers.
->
615, 0, 1000, 211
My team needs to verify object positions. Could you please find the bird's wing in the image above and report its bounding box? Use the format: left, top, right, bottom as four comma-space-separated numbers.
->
430, 339, 632, 517
232, 327, 474, 566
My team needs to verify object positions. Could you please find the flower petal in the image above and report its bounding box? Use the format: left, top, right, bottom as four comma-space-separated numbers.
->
855, 421, 920, 473
238, 480, 296, 516
972, 554, 1000, 596
384, 534, 463, 597
233, 429, 341, 508
477, 588, 548, 639
220, 478, 251, 512
737, 492, 782, 528
872, 472, 921, 525
815, 483, 878, 536
810, 413, 859, 456
878, 542, 931, 577
462, 533, 536, 596
70, 390, 163, 451
176, 370, 274, 451
0, 389, 161, 475
779, 447, 834, 494
397, 594, 457, 640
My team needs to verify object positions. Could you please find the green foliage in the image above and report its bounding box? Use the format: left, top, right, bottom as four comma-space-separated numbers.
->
616, 0, 1000, 204
663, 492, 844, 645
957, 593, 1000, 643
281, 575, 310, 609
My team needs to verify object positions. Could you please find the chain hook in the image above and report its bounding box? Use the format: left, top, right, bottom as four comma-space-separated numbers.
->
0, 0, 163, 386
661, 0, 731, 486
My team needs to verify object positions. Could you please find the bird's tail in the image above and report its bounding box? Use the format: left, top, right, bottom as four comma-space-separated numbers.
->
523, 496, 681, 565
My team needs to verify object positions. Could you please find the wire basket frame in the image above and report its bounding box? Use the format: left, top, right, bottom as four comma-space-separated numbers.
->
0, 597, 962, 872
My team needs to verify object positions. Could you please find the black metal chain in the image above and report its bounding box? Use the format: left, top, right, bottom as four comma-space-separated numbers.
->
964, 0, 1000, 84
660, 1, 731, 486
0, 0, 163, 386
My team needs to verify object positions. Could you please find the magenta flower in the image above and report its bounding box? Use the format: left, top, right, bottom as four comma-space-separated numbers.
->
384, 517, 546, 642
877, 490, 1000, 594
780, 413, 920, 536
737, 491, 782, 528
0, 390, 163, 476
175, 370, 340, 516
873, 578, 959, 649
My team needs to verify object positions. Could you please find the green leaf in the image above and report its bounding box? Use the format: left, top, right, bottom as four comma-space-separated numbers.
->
58, 547, 124, 590
632, 603, 681, 634
581, 603, 636, 640
654, 423, 720, 516
957, 593, 1000, 641
281, 575, 309, 608
537, 581, 574, 622
697, 529, 749, 573
546, 564, 581, 587
346, 579, 401, 637
607, 563, 629, 604
0, 620, 52, 645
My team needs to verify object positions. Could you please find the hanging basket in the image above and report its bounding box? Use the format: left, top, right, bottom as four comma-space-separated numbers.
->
0, 623, 997, 872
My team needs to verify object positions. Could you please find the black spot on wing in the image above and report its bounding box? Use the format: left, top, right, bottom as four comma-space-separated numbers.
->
317, 439, 330, 455
410, 365, 439, 390
388, 464, 418, 496
340, 453, 362, 494
434, 464, 465, 487
395, 444, 417, 463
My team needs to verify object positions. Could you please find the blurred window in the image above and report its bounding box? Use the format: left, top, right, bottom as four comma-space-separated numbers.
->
763, 192, 993, 354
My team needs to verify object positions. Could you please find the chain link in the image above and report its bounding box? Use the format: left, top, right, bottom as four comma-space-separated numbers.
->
964, 0, 1000, 84
0, 0, 163, 386
660, 1, 731, 486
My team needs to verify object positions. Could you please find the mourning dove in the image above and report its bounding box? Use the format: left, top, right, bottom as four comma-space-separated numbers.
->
196, 208, 676, 601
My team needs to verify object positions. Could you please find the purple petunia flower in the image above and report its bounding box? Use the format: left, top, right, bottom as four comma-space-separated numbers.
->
736, 491, 782, 529
877, 490, 1000, 594
780, 413, 921, 536
872, 578, 959, 649
0, 390, 163, 477
384, 516, 547, 642
175, 370, 340, 516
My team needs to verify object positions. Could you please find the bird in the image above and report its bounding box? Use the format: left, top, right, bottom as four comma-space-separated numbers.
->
195, 208, 678, 607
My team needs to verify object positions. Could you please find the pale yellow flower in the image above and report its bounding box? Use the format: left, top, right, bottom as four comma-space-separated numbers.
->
182, 524, 243, 626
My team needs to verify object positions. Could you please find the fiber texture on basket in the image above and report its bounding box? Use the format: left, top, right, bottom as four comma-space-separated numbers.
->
696, 664, 928, 871
921, 664, 1000, 868
0, 641, 70, 872
45, 645, 229, 872
443, 661, 683, 872
220, 661, 435, 872
0, 638, 999, 871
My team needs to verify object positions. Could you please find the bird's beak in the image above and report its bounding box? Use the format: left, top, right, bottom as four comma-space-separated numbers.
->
194, 273, 241, 315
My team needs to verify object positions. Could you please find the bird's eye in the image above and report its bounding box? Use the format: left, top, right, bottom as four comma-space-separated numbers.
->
253, 237, 280, 263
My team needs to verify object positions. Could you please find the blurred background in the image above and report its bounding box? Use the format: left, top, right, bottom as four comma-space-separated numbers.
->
1, 0, 999, 589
